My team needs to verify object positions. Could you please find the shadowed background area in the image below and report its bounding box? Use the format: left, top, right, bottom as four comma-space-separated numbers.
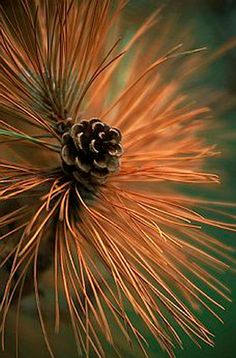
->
0, 0, 236, 357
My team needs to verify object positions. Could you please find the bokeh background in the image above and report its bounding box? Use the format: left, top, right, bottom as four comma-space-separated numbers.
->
119, 2, 236, 357
1, 0, 236, 357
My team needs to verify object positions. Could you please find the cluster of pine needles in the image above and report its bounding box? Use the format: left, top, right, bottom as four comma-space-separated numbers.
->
0, 0, 236, 357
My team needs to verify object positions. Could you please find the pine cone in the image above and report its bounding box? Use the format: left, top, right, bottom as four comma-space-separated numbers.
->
61, 118, 123, 189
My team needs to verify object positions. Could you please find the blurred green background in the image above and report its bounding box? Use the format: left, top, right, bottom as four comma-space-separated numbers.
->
1, 0, 236, 357
126, 2, 236, 357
